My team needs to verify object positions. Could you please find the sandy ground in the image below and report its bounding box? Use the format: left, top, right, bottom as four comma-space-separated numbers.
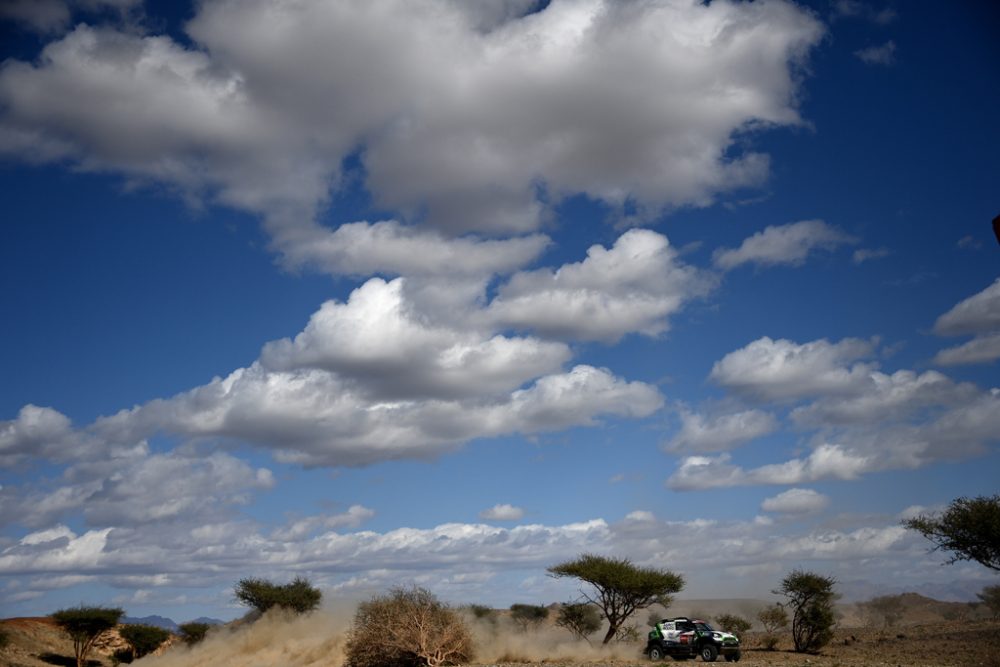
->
3, 611, 998, 667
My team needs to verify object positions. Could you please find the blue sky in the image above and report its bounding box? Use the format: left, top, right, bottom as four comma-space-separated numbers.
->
1, 0, 998, 623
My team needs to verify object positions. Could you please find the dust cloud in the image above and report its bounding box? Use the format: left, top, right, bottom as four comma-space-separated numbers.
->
141, 606, 353, 667
466, 615, 640, 663
140, 604, 705, 666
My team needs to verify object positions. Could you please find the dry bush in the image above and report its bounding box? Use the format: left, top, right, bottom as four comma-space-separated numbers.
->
715, 613, 752, 640
345, 586, 473, 667
863, 594, 905, 628
757, 602, 789, 651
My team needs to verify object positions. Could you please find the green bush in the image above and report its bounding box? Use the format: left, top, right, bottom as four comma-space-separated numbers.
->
179, 621, 212, 645
0, 626, 9, 650
119, 624, 171, 659
509, 603, 549, 632
234, 576, 322, 614
714, 613, 752, 640
466, 605, 497, 624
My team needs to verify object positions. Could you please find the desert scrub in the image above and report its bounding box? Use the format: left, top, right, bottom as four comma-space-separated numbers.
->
119, 623, 171, 659
346, 586, 473, 667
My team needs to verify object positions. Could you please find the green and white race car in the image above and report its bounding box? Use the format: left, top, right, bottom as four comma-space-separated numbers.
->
644, 617, 741, 662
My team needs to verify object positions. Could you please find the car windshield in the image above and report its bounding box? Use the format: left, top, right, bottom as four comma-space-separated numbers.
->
694, 622, 714, 632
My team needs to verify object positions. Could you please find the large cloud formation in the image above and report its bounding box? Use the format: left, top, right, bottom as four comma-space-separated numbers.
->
668, 336, 1000, 490
3, 232, 679, 469
0, 0, 823, 264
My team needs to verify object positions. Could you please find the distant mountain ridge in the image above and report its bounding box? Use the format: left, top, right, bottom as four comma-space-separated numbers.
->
120, 615, 225, 632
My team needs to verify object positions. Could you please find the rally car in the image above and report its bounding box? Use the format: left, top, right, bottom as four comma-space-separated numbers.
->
644, 617, 741, 662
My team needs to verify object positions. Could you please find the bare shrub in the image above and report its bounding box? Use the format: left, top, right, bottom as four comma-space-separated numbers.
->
345, 586, 473, 667
757, 603, 789, 651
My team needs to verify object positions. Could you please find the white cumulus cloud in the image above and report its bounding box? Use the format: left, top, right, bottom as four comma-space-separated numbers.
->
0, 0, 823, 264
664, 407, 777, 453
761, 488, 830, 514
712, 220, 857, 271
479, 504, 525, 521
932, 278, 1000, 366
709, 336, 877, 402
489, 228, 714, 342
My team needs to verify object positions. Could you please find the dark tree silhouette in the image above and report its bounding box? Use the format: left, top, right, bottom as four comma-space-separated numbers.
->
119, 624, 171, 659
903, 495, 1000, 572
234, 576, 322, 614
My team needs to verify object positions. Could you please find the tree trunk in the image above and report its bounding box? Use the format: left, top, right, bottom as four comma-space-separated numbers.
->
602, 623, 617, 645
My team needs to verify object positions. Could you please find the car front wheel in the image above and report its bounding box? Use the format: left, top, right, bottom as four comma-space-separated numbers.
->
700, 644, 719, 662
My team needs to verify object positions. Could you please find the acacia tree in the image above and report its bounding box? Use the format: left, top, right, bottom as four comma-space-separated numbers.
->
903, 495, 1000, 571
51, 606, 124, 667
234, 576, 322, 614
548, 554, 684, 645
119, 624, 171, 659
555, 602, 602, 643
775, 570, 837, 654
